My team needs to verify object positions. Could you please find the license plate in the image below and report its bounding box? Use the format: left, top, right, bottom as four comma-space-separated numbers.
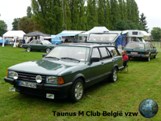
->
131, 52, 138, 55
18, 81, 37, 89
46, 93, 55, 99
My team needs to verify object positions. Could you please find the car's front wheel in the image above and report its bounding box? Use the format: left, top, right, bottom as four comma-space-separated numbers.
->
110, 68, 118, 82
70, 79, 84, 102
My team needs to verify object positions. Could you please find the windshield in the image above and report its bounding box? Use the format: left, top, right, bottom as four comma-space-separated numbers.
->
87, 33, 118, 43
45, 46, 90, 62
125, 42, 145, 49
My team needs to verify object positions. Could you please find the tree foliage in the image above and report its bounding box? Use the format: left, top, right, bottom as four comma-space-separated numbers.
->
11, 0, 148, 34
12, 18, 20, 30
27, 6, 32, 18
139, 13, 148, 32
86, 0, 98, 30
0, 20, 7, 36
18, 17, 40, 33
151, 27, 161, 41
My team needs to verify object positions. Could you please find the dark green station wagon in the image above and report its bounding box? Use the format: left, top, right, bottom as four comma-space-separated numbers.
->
4, 43, 123, 102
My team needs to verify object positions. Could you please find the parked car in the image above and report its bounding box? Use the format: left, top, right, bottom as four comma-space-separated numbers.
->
124, 42, 157, 61
0, 38, 9, 45
4, 43, 123, 102
22, 39, 55, 53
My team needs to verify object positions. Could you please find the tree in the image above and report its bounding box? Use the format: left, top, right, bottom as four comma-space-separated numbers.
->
62, 0, 71, 30
27, 6, 32, 18
12, 18, 20, 30
69, 0, 80, 29
86, 0, 98, 29
32, 0, 63, 34
0, 20, 7, 36
151, 27, 161, 41
126, 0, 140, 28
28, 0, 142, 34
77, 0, 86, 30
110, 0, 120, 29
104, 0, 111, 29
97, 0, 106, 26
139, 13, 148, 32
18, 17, 41, 33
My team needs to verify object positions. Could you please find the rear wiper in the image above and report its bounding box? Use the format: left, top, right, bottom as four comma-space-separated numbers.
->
45, 56, 60, 60
61, 57, 80, 62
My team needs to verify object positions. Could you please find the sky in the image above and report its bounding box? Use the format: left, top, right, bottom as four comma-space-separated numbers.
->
0, 0, 31, 30
135, 0, 161, 31
0, 0, 161, 31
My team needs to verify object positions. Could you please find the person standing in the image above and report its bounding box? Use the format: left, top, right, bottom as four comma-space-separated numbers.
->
122, 51, 129, 68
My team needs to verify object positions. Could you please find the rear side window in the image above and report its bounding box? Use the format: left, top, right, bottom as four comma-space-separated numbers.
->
99, 47, 111, 59
107, 47, 120, 56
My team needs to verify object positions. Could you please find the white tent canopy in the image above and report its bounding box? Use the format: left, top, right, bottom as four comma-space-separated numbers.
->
79, 26, 109, 36
3, 30, 26, 39
2, 30, 26, 47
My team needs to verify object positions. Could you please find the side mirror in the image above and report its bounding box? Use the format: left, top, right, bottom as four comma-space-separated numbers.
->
90, 57, 100, 63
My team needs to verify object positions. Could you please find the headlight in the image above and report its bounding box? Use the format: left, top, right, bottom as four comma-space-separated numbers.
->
8, 71, 18, 79
46, 76, 58, 84
35, 75, 42, 83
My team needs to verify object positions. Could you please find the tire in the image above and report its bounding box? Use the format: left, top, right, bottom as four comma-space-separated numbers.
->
70, 79, 84, 102
110, 68, 118, 82
46, 48, 50, 53
26, 47, 31, 52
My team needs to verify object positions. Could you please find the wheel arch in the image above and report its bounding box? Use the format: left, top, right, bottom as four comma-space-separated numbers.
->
113, 64, 119, 71
72, 73, 86, 85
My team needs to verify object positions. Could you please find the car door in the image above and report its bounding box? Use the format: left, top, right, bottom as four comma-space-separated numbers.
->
98, 47, 113, 76
85, 47, 113, 86
32, 40, 43, 50
108, 47, 123, 69
85, 47, 103, 86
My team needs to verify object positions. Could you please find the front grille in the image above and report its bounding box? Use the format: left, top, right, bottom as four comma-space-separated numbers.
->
17, 72, 46, 82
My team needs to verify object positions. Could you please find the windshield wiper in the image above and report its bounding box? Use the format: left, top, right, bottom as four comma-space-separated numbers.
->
45, 56, 60, 60
61, 57, 80, 62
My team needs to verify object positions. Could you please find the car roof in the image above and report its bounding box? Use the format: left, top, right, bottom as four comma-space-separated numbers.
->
59, 43, 115, 48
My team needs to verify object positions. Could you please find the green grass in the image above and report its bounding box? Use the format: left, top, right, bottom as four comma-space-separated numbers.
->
0, 46, 161, 121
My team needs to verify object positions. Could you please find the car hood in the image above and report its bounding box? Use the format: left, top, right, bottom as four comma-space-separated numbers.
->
8, 59, 80, 75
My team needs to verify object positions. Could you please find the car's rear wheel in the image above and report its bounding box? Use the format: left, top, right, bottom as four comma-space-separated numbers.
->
110, 68, 118, 82
26, 47, 31, 52
70, 79, 84, 102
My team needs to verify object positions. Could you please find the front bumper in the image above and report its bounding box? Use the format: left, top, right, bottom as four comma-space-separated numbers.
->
4, 77, 72, 99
